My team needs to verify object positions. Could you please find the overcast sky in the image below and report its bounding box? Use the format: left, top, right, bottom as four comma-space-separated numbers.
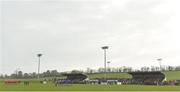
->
1, 0, 180, 75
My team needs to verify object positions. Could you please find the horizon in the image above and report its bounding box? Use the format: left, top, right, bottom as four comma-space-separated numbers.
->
1, 65, 180, 76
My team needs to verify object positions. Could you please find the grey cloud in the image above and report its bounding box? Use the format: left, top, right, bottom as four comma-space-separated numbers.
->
1, 0, 180, 74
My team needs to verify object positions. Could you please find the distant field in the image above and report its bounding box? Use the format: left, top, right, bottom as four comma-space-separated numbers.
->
163, 71, 180, 80
87, 71, 180, 80
87, 72, 132, 79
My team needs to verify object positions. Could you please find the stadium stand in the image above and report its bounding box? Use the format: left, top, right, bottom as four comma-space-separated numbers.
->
55, 73, 87, 85
129, 72, 165, 85
62, 73, 87, 83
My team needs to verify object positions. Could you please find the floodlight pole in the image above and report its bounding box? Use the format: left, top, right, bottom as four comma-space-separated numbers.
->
107, 61, 110, 72
107, 61, 110, 68
101, 46, 109, 81
37, 54, 42, 79
15, 68, 20, 78
157, 58, 162, 71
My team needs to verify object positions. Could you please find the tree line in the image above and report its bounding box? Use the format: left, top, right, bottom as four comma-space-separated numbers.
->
1, 65, 180, 79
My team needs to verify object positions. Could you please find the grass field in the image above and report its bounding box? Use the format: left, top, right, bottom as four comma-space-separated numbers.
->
1, 71, 180, 91
87, 71, 180, 80
0, 82, 180, 91
163, 71, 180, 80
87, 72, 131, 79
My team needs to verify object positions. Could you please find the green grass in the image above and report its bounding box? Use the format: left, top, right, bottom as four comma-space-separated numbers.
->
1, 71, 180, 91
87, 71, 180, 80
0, 82, 180, 91
163, 71, 180, 80
87, 72, 132, 79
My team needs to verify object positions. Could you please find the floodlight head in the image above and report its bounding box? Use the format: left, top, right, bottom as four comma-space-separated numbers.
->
107, 61, 110, 64
101, 46, 109, 49
157, 58, 162, 61
37, 54, 43, 57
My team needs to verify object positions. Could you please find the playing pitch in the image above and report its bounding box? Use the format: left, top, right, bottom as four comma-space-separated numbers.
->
1, 82, 180, 91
